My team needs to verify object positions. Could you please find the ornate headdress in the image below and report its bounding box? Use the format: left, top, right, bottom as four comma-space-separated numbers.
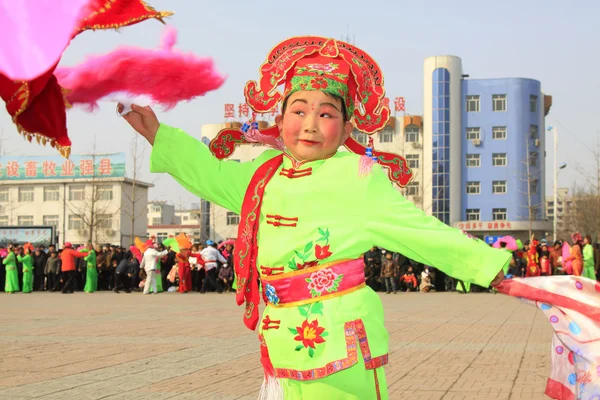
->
209, 36, 413, 187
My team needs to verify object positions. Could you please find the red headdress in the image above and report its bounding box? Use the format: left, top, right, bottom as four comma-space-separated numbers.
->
209, 36, 413, 187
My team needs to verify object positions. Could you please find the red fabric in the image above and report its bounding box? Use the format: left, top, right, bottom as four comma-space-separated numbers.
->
262, 258, 364, 305
545, 378, 575, 400
234, 154, 284, 330
74, 0, 171, 35
60, 247, 87, 272
177, 264, 192, 292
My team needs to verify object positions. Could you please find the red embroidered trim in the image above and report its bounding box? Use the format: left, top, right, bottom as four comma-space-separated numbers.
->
374, 369, 382, 400
273, 319, 388, 381
234, 154, 284, 331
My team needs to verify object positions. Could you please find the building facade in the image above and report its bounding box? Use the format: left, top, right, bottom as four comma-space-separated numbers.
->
423, 55, 552, 240
0, 177, 151, 246
147, 201, 175, 226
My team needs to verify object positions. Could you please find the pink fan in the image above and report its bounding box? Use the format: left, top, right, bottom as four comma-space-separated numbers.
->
492, 236, 518, 251
56, 26, 225, 111
130, 245, 142, 263
0, 248, 8, 258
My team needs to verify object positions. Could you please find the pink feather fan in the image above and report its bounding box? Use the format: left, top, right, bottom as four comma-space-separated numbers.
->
56, 27, 225, 110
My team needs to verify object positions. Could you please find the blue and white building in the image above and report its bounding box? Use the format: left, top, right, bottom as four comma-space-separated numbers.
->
423, 56, 552, 240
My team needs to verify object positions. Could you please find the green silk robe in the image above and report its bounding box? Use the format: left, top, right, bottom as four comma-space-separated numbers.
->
3, 251, 19, 293
17, 254, 33, 293
150, 124, 511, 398
84, 250, 97, 293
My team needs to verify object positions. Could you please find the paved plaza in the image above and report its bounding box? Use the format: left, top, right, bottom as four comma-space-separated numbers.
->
0, 291, 553, 399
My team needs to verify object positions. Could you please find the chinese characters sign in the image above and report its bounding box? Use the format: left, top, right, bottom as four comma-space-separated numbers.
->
223, 97, 406, 120
455, 221, 513, 231
0, 227, 54, 247
0, 153, 125, 180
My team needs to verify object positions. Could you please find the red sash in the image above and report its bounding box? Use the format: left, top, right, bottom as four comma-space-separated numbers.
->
234, 154, 284, 330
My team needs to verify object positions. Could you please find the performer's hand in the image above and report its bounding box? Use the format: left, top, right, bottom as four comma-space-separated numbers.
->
118, 104, 160, 145
490, 269, 505, 287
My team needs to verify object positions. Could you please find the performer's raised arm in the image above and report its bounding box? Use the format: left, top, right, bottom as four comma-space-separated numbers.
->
119, 104, 279, 213
364, 163, 509, 288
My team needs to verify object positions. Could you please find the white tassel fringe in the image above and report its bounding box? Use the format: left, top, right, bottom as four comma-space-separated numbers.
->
257, 377, 284, 400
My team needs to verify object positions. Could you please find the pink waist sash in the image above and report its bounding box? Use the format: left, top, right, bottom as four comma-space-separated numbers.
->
262, 258, 366, 308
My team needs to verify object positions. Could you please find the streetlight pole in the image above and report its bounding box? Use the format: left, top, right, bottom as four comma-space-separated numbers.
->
552, 126, 557, 243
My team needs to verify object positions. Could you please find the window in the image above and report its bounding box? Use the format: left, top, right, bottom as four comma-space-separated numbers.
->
492, 153, 507, 167
227, 212, 240, 225
492, 94, 506, 111
68, 215, 83, 230
43, 186, 60, 202
18, 187, 34, 202
152, 217, 162, 226
0, 216, 8, 226
466, 181, 480, 195
466, 95, 480, 112
69, 186, 85, 201
152, 205, 161, 213
465, 154, 480, 167
0, 188, 8, 202
492, 126, 507, 140
466, 209, 480, 221
466, 127, 480, 140
530, 125, 539, 139
43, 215, 59, 227
406, 154, 419, 169
406, 181, 419, 196
183, 215, 189, 221
353, 132, 368, 145
530, 95, 538, 112
530, 179, 539, 194
380, 130, 393, 143
492, 180, 507, 194
97, 214, 112, 229
493, 208, 507, 221
405, 125, 420, 142
529, 152, 538, 166
547, 201, 554, 208
97, 185, 113, 201
18, 215, 34, 226
156, 232, 168, 243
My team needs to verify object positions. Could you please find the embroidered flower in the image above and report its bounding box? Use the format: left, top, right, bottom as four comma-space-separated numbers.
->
294, 319, 326, 349
315, 244, 332, 260
310, 77, 329, 90
306, 63, 336, 73
265, 284, 279, 305
306, 268, 343, 297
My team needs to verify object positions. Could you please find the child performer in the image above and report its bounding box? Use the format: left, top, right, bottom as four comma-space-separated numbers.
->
120, 36, 509, 399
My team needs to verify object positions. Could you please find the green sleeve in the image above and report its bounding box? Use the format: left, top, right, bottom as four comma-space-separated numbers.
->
85, 251, 96, 266
364, 165, 510, 287
150, 124, 280, 214
3, 252, 15, 265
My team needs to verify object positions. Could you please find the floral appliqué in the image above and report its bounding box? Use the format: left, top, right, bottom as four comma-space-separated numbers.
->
288, 228, 333, 271
288, 302, 328, 358
265, 283, 279, 305
306, 268, 343, 298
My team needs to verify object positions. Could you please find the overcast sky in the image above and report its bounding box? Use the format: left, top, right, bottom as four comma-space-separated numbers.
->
1, 0, 597, 207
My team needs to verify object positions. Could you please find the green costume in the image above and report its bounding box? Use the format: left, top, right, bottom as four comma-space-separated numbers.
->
3, 251, 19, 293
83, 250, 98, 293
17, 254, 33, 293
150, 125, 511, 399
153, 259, 163, 293
583, 243, 595, 280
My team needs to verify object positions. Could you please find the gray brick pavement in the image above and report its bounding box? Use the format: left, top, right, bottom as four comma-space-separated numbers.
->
0, 291, 553, 399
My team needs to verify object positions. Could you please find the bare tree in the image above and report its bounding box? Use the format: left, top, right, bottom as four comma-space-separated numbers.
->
564, 140, 600, 241
121, 135, 148, 245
